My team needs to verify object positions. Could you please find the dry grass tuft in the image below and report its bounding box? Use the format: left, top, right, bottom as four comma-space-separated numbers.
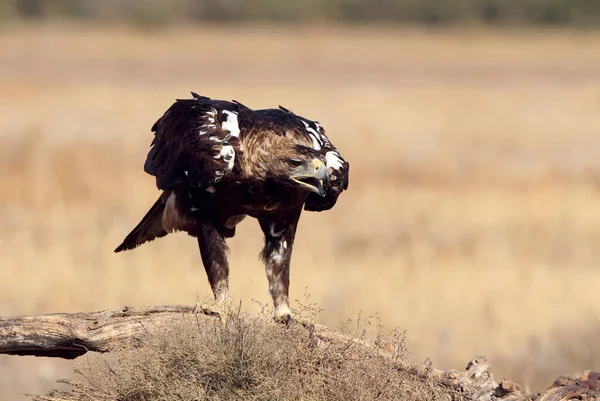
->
31, 312, 457, 401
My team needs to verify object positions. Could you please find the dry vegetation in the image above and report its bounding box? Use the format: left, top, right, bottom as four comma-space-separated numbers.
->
29, 312, 449, 401
1, 24, 600, 399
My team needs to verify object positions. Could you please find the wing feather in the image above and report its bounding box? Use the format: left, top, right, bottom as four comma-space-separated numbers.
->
144, 98, 242, 190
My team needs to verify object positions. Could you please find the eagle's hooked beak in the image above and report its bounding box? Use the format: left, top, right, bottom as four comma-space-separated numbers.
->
291, 159, 329, 197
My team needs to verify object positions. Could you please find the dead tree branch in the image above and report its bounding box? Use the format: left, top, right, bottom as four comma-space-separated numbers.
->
0, 305, 195, 359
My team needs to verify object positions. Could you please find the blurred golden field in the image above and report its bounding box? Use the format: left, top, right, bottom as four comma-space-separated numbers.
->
1, 24, 600, 399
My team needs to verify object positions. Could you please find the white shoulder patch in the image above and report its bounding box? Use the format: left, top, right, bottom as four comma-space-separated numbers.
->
221, 110, 240, 137
309, 135, 321, 150
315, 123, 332, 148
325, 151, 344, 171
215, 143, 235, 172
199, 109, 217, 135
301, 120, 322, 150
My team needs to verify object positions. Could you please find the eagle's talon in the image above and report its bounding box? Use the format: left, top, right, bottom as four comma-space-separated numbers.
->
200, 303, 221, 316
294, 316, 315, 330
198, 302, 232, 327
273, 313, 313, 330
273, 313, 291, 325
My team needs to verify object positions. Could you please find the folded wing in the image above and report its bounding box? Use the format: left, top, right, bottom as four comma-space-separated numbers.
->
144, 96, 243, 190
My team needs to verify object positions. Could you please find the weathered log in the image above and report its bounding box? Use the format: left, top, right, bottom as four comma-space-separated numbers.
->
0, 305, 195, 359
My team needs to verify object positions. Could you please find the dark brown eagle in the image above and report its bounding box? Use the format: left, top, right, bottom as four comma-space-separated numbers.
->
115, 92, 349, 322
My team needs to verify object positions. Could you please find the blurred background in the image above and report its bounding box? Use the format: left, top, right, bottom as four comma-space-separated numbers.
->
1, 0, 600, 399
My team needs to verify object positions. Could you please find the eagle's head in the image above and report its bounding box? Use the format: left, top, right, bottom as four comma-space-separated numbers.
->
240, 110, 332, 197
281, 145, 329, 197
252, 142, 328, 197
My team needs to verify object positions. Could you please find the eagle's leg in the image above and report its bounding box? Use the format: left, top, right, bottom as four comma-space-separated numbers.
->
197, 222, 230, 320
258, 208, 302, 324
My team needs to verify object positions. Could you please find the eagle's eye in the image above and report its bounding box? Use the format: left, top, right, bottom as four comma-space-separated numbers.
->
287, 159, 303, 168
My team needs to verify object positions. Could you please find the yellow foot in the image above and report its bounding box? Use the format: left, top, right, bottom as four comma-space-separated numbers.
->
193, 301, 234, 326
273, 311, 314, 330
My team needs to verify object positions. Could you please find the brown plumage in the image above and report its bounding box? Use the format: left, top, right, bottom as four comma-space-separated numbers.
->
115, 92, 349, 321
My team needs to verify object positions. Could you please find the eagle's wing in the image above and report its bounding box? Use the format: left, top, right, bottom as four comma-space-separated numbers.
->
293, 114, 350, 212
144, 95, 243, 190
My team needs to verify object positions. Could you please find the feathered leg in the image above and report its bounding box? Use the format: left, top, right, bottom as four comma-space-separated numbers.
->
197, 222, 230, 304
258, 207, 302, 323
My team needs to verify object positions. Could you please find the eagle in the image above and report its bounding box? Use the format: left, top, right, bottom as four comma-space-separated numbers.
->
115, 92, 349, 323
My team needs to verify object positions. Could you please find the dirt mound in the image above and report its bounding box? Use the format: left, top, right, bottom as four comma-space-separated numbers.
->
23, 309, 599, 401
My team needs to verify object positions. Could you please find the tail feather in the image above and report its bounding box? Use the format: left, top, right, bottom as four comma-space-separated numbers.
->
114, 197, 168, 253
